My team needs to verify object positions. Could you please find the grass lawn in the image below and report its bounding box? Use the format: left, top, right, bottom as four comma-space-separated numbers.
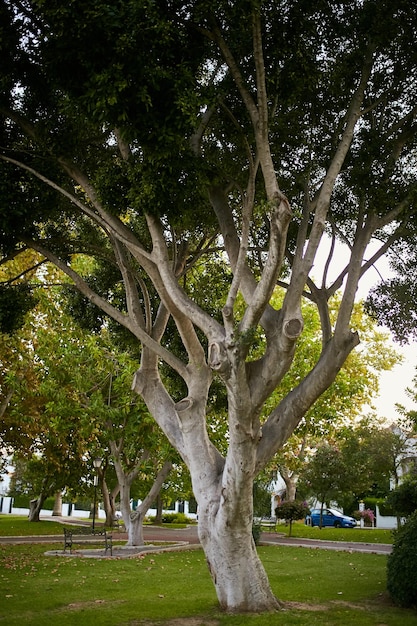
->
0, 516, 66, 536
274, 521, 394, 544
0, 543, 415, 625
0, 515, 413, 625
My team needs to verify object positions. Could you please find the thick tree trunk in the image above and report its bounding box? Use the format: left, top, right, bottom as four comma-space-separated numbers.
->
282, 472, 297, 501
52, 491, 62, 516
190, 372, 282, 612
198, 507, 281, 612
28, 495, 47, 522
119, 493, 147, 546
101, 479, 116, 526
119, 478, 134, 542
135, 356, 284, 612
128, 509, 145, 546
155, 493, 163, 523
194, 453, 282, 612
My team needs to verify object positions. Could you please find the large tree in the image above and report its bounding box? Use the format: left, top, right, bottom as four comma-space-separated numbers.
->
1, 0, 417, 613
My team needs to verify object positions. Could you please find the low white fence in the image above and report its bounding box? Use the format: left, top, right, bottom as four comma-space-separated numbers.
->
0, 496, 197, 520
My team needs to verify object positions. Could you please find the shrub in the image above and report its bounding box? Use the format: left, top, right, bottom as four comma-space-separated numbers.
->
353, 508, 375, 526
74, 499, 92, 511
41, 497, 56, 511
163, 512, 191, 524
378, 498, 395, 517
149, 512, 192, 524
387, 510, 417, 608
11, 494, 31, 508
275, 500, 310, 536
9, 495, 56, 511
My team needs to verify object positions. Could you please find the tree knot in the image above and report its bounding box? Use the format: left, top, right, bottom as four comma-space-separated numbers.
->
283, 317, 304, 340
208, 341, 230, 374
175, 397, 194, 413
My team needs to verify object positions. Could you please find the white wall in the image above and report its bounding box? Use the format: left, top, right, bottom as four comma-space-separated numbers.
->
0, 497, 197, 520
376, 505, 404, 530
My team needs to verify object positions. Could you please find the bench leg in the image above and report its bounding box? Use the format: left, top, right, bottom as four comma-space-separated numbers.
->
104, 534, 112, 556
63, 533, 73, 553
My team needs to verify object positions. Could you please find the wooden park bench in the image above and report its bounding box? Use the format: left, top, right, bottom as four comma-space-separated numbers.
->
63, 527, 113, 556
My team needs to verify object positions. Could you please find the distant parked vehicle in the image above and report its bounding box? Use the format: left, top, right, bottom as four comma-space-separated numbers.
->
305, 508, 357, 528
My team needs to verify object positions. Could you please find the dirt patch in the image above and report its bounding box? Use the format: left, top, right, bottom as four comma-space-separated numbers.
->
285, 597, 392, 613
283, 600, 330, 612
65, 599, 125, 611
121, 594, 398, 624
162, 621, 219, 626
129, 617, 220, 626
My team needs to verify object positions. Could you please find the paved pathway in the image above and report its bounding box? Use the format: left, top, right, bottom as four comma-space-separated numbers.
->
261, 534, 392, 554
0, 518, 392, 556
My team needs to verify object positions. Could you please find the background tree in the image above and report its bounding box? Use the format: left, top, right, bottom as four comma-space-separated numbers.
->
267, 295, 400, 501
334, 418, 401, 512
2, 285, 177, 529
299, 443, 351, 526
0, 288, 91, 521
1, 0, 417, 612
0, 249, 45, 425
385, 475, 417, 519
298, 417, 416, 516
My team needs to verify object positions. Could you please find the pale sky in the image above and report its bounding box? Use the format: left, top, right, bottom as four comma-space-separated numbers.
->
314, 237, 417, 424
371, 339, 416, 422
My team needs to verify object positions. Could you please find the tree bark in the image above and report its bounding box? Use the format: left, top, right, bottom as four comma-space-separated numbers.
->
202, 521, 281, 612
139, 354, 284, 610
128, 508, 146, 546
28, 495, 47, 522
197, 483, 281, 612
101, 478, 117, 526
155, 493, 163, 524
52, 491, 62, 516
281, 469, 298, 502
118, 472, 137, 543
